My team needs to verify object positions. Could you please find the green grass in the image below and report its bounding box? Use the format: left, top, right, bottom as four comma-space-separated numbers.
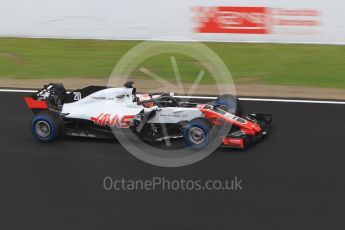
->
0, 37, 344, 88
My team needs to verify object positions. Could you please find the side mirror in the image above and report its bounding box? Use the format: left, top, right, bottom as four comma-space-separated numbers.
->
124, 81, 134, 88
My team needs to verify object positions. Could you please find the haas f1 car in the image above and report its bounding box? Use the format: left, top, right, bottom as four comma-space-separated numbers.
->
24, 82, 272, 149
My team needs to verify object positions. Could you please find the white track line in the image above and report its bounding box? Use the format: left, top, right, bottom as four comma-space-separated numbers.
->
174, 95, 216, 100
238, 98, 345, 105
1, 88, 344, 105
174, 95, 345, 104
0, 89, 37, 93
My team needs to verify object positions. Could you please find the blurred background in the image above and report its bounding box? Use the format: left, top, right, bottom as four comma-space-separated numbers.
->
0, 2, 344, 229
0, 0, 344, 98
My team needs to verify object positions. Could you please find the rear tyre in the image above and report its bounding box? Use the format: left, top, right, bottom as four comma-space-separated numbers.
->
183, 118, 212, 149
215, 94, 243, 116
31, 110, 63, 142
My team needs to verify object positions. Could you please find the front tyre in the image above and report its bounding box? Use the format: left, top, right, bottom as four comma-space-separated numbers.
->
215, 94, 243, 116
31, 110, 63, 142
183, 118, 212, 149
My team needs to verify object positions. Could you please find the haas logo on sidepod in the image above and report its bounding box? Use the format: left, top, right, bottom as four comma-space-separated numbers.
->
91, 113, 134, 128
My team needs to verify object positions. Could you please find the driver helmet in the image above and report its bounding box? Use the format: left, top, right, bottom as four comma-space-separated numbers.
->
138, 94, 154, 108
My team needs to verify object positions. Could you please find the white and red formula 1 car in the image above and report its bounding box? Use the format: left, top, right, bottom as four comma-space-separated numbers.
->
24, 82, 272, 149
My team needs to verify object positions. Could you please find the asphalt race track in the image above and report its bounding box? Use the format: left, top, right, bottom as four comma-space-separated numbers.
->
0, 91, 344, 229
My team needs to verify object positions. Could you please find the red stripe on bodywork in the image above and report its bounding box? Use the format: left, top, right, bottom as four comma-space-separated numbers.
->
197, 104, 261, 135
24, 97, 48, 109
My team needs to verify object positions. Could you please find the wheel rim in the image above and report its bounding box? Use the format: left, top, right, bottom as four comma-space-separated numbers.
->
188, 127, 205, 145
35, 121, 51, 138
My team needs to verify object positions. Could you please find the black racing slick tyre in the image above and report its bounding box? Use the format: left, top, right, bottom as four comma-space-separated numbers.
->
31, 110, 63, 142
183, 117, 213, 149
215, 94, 243, 116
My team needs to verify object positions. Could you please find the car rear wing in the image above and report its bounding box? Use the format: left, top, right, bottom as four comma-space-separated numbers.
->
24, 97, 48, 109
23, 83, 67, 114
24, 83, 108, 114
